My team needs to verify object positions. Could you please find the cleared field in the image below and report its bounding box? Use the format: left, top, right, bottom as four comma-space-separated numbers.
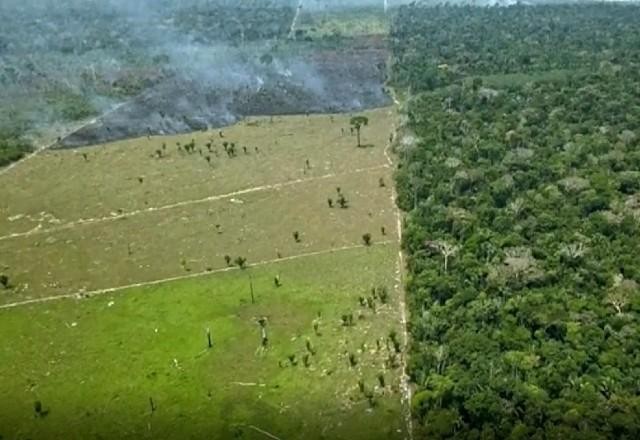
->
1, 169, 396, 304
0, 109, 392, 236
0, 245, 407, 440
0, 105, 407, 439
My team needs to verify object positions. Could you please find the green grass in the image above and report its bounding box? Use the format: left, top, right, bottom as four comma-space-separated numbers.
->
0, 245, 405, 440
0, 106, 406, 438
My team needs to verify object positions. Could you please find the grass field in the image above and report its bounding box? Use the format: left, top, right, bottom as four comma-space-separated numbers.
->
0, 106, 408, 439
0, 109, 392, 236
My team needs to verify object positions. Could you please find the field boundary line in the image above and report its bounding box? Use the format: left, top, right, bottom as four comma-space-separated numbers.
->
0, 241, 395, 311
0, 102, 128, 178
385, 104, 414, 440
0, 164, 389, 242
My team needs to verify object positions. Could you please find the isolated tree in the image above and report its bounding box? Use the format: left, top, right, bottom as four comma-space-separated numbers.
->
205, 155, 211, 165
381, 226, 386, 236
234, 257, 247, 269
306, 338, 316, 355
338, 194, 349, 209
293, 231, 301, 243
379, 177, 386, 187
350, 116, 369, 147
155, 149, 162, 158
362, 233, 372, 246
0, 274, 9, 289
327, 198, 334, 208
224, 255, 232, 266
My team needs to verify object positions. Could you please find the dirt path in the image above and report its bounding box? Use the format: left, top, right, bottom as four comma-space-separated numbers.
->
0, 164, 389, 242
0, 240, 394, 311
288, 0, 304, 39
384, 110, 413, 440
0, 102, 128, 178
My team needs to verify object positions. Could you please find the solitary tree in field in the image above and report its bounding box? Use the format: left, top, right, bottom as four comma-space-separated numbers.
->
362, 233, 372, 246
235, 257, 247, 269
224, 255, 232, 266
327, 198, 334, 208
350, 116, 369, 147
293, 231, 301, 243
338, 194, 348, 209
0, 274, 9, 289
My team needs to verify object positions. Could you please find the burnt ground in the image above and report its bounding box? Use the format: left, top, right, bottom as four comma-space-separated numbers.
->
58, 40, 390, 148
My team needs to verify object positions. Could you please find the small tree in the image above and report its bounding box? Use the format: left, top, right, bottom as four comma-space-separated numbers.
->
0, 274, 9, 289
224, 255, 232, 266
362, 233, 372, 246
338, 194, 348, 209
327, 198, 333, 208
306, 338, 316, 355
293, 231, 301, 243
235, 257, 247, 269
350, 116, 369, 147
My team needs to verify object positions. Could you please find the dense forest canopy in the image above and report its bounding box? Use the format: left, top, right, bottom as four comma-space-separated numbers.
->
391, 3, 640, 439
391, 3, 640, 92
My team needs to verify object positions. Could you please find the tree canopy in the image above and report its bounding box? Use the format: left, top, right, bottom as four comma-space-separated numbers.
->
391, 3, 640, 439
